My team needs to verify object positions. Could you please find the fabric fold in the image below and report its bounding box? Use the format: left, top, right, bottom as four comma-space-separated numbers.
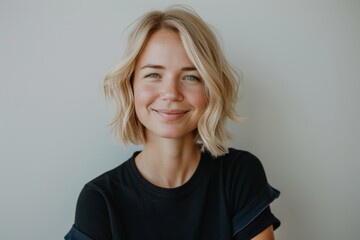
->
65, 225, 94, 240
232, 184, 280, 236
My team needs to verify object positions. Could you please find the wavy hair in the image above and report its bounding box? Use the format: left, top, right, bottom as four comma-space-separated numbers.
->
104, 5, 240, 156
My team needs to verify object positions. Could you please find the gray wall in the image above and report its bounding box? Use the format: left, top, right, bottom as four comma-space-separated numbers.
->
1, 0, 359, 239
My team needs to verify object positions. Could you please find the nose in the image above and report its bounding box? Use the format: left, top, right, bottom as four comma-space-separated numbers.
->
161, 78, 184, 101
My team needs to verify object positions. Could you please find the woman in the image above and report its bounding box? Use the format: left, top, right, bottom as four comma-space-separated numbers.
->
65, 5, 280, 240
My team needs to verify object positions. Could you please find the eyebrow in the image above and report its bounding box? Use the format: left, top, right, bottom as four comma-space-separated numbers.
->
140, 64, 197, 71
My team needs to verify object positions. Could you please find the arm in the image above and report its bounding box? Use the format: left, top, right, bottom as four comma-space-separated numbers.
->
251, 225, 275, 240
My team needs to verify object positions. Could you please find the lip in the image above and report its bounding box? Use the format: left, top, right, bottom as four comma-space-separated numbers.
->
153, 109, 189, 121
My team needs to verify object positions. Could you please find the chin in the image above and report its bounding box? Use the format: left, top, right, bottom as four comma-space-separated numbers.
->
147, 128, 197, 140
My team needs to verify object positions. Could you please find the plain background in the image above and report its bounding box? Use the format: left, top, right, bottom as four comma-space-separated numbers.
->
1, 0, 359, 239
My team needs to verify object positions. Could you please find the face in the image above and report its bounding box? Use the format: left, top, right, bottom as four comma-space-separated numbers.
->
133, 29, 207, 141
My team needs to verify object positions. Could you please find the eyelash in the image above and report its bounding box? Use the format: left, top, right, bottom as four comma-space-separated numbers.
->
144, 73, 201, 82
145, 73, 160, 78
183, 75, 201, 82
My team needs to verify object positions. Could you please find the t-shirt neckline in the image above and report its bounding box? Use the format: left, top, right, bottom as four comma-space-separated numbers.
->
129, 150, 209, 199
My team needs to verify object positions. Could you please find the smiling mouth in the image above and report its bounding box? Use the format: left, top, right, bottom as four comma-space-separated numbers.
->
153, 109, 189, 121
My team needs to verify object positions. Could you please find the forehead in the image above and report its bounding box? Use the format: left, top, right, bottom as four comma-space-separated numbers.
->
135, 29, 194, 68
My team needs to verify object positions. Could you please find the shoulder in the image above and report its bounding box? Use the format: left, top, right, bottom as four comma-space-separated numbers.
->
75, 158, 130, 211
218, 148, 267, 182
214, 148, 273, 209
215, 148, 262, 165
76, 152, 137, 213
83, 153, 136, 192
73, 154, 136, 239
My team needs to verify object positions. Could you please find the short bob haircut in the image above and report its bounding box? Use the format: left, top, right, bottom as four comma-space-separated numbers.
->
104, 5, 240, 156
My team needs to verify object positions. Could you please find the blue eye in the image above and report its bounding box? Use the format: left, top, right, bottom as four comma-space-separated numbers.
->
184, 75, 201, 82
145, 73, 160, 78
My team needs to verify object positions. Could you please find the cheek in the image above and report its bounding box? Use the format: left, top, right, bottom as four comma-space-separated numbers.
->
133, 84, 155, 110
189, 88, 208, 111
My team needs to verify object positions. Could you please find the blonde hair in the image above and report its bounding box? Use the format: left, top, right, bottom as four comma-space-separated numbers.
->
104, 5, 240, 156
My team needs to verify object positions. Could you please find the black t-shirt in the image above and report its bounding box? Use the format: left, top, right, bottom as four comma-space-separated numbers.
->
65, 148, 280, 240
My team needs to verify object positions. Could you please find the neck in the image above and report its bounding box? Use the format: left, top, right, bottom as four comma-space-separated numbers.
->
135, 135, 202, 188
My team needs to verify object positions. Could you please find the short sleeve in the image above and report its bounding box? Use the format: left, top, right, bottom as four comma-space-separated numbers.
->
232, 186, 280, 239
65, 225, 93, 240
66, 183, 112, 240
225, 150, 280, 238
